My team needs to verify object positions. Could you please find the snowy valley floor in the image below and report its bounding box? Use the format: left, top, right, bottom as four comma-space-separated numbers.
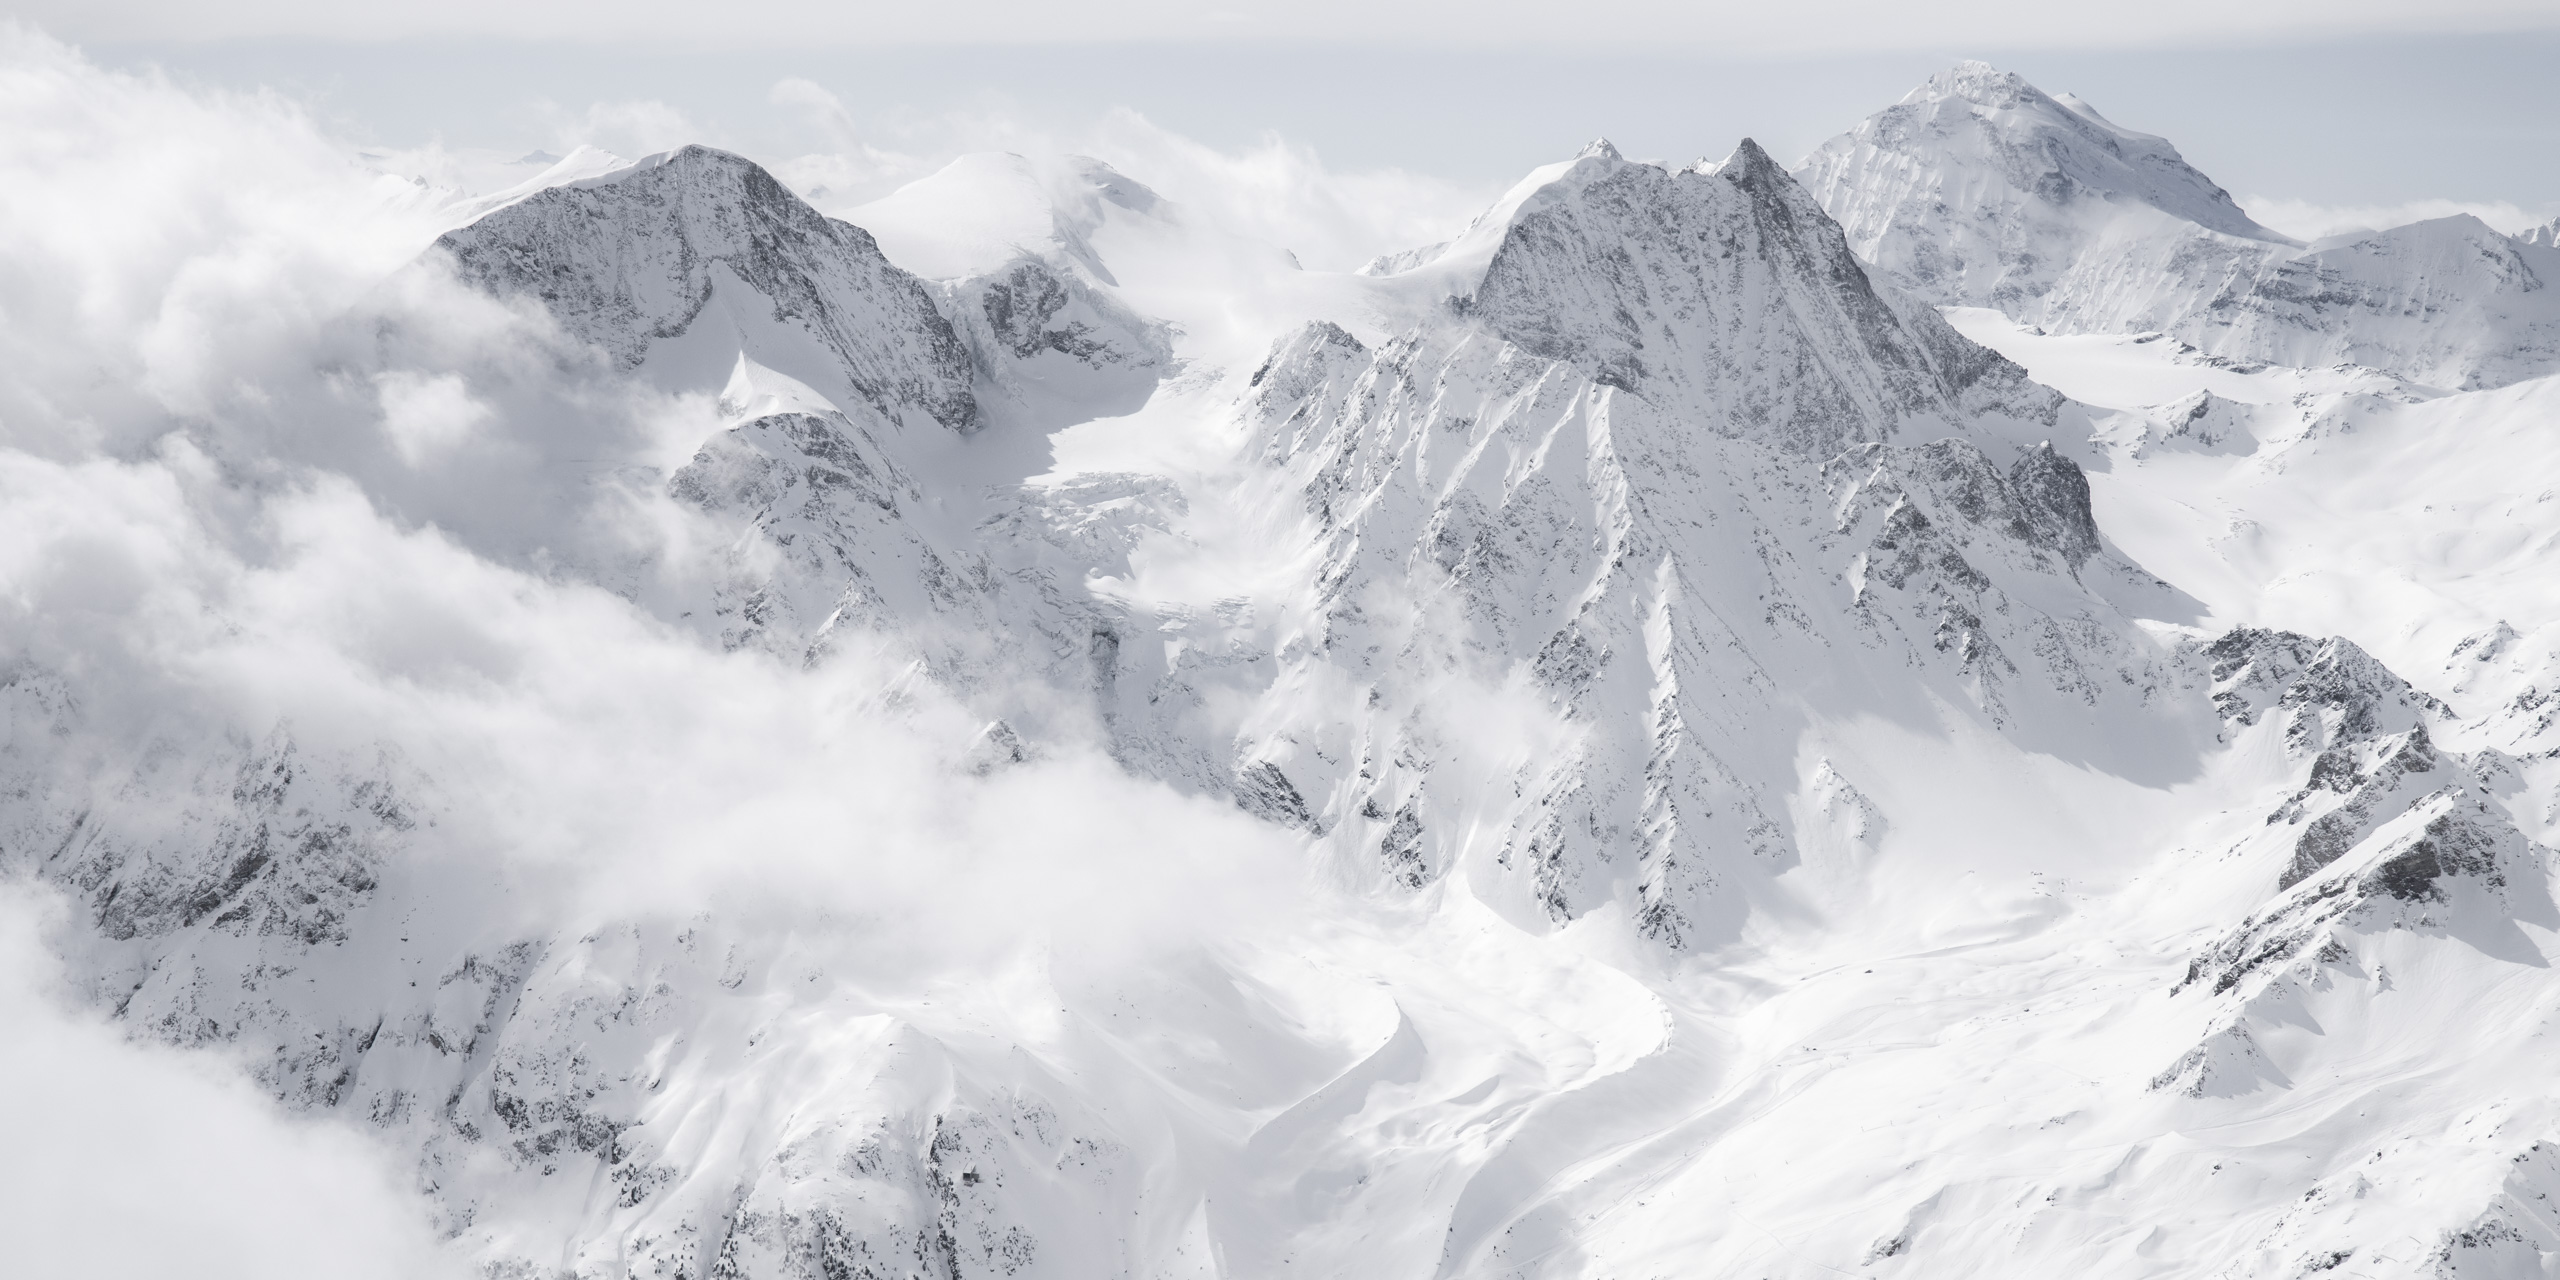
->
9, 40, 2560, 1280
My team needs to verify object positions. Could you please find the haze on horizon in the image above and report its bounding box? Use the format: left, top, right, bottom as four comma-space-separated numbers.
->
11, 6, 2560, 1277
37, 1, 2560, 265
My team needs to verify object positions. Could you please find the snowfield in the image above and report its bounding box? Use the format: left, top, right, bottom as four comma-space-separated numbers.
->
6, 40, 2560, 1280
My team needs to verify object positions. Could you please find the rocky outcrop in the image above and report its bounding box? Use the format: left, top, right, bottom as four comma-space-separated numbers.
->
940, 257, 1170, 427
1233, 141, 2168, 939
2178, 789, 2536, 999
0, 666, 419, 953
2139, 388, 2258, 456
436, 145, 981, 432
0, 663, 1164, 1280
1462, 137, 2056, 457
2160, 628, 2552, 1119
17, 104, 2560, 1280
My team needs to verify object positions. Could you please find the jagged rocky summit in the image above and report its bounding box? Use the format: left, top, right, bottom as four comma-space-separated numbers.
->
1230, 137, 2182, 942
8, 63, 2560, 1280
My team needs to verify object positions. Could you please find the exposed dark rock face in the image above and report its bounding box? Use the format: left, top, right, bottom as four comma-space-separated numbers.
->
939, 256, 1170, 424
2165, 627, 2549, 1018
1462, 138, 2057, 459
437, 145, 980, 433
668, 407, 978, 653
18, 93, 2560, 1280
34, 728, 414, 951
1234, 759, 1320, 832
1236, 140, 2164, 938
2177, 793, 2534, 1001
2005, 442, 2099, 565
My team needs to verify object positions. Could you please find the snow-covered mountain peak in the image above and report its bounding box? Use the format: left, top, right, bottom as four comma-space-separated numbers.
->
1803, 64, 2560, 389
1411, 135, 1785, 287
1899, 59, 2035, 109
847, 152, 1057, 280
1906, 61, 2149, 158
434, 142, 981, 433
567, 141, 742, 189
25, 51, 2560, 1280
1391, 133, 2056, 457
1807, 60, 2290, 252
2521, 216, 2560, 249
1222, 128, 2146, 947
2226, 211, 2559, 388
1720, 135, 1781, 173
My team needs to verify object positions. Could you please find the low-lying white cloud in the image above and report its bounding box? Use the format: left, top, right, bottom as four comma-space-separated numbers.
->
375, 369, 494, 464
759, 81, 1490, 272
0, 268, 1305, 996
1073, 105, 1484, 271
0, 23, 453, 458
0, 891, 465, 1280
0, 24, 1322, 1259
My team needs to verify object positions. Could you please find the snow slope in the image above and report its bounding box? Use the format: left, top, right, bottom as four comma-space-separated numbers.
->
1227, 137, 2181, 945
1800, 62, 2560, 391
8, 70, 2560, 1280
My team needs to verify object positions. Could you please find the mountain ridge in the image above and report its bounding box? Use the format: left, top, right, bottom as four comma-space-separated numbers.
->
1798, 61, 2560, 391
9, 58, 2560, 1280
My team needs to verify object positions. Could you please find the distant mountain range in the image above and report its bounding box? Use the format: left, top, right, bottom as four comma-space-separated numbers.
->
12, 61, 2560, 1280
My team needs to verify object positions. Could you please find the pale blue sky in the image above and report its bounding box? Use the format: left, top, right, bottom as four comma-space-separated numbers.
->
80, 31, 2560, 237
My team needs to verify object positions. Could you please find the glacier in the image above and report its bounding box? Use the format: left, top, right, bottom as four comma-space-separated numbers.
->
6, 46, 2560, 1280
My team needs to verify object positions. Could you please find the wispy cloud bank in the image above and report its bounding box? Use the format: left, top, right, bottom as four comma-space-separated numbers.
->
0, 26, 1325, 1253
755, 82, 1490, 272
0, 891, 464, 1279
0, 19, 1313, 961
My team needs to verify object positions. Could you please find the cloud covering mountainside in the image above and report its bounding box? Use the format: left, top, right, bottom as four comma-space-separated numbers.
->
8, 26, 2560, 1280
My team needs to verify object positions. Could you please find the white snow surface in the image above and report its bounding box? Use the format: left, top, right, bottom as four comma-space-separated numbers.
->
10, 63, 2560, 1280
1798, 62, 2560, 392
